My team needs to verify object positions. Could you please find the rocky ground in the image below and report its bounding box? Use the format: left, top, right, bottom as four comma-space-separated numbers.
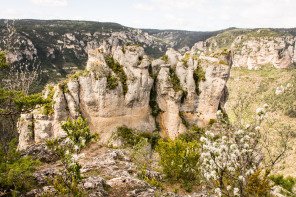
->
24, 142, 207, 197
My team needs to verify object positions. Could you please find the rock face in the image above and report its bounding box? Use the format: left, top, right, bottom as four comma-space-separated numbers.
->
18, 44, 232, 150
193, 29, 296, 69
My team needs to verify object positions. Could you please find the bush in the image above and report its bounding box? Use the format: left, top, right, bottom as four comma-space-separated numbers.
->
169, 68, 187, 102
177, 126, 204, 142
106, 73, 118, 90
105, 54, 128, 95
46, 116, 97, 196
269, 174, 296, 192
161, 55, 168, 63
156, 138, 200, 181
247, 169, 274, 196
193, 66, 206, 95
179, 111, 189, 128
42, 85, 55, 115
130, 138, 151, 168
0, 139, 41, 195
113, 126, 160, 149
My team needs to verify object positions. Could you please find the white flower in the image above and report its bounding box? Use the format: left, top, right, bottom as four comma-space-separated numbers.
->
81, 139, 86, 145
234, 149, 240, 155
227, 185, 231, 190
209, 132, 214, 138
244, 143, 249, 149
235, 130, 244, 135
216, 110, 222, 116
244, 135, 250, 140
80, 153, 85, 159
230, 144, 237, 150
228, 167, 235, 172
205, 130, 211, 135
65, 138, 70, 143
256, 108, 265, 115
222, 136, 227, 141
72, 154, 79, 161
263, 104, 269, 109
255, 126, 260, 131
74, 145, 79, 151
215, 188, 221, 197
220, 145, 227, 152
65, 150, 70, 155
246, 169, 254, 175
210, 170, 216, 177
238, 175, 243, 180
234, 188, 239, 196
200, 137, 207, 143
241, 149, 247, 154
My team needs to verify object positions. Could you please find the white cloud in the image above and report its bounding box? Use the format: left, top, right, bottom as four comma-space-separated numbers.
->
29, 0, 68, 7
132, 3, 154, 11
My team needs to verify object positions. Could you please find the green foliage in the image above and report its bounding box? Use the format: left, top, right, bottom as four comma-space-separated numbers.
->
0, 50, 9, 70
59, 80, 69, 93
0, 89, 48, 115
0, 139, 41, 194
125, 42, 141, 47
179, 111, 189, 128
69, 72, 84, 80
218, 59, 228, 65
264, 74, 296, 118
177, 126, 204, 142
168, 68, 182, 92
113, 126, 160, 149
168, 68, 187, 101
113, 126, 135, 146
104, 54, 128, 95
247, 169, 274, 196
155, 138, 200, 181
149, 86, 162, 117
161, 54, 168, 63
106, 73, 118, 90
42, 85, 55, 115
269, 174, 296, 192
60, 116, 97, 145
181, 59, 188, 68
137, 165, 165, 190
193, 66, 206, 95
209, 119, 217, 125
46, 116, 97, 196
130, 138, 151, 168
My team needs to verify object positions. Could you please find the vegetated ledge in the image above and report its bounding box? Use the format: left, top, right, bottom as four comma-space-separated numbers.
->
17, 43, 232, 150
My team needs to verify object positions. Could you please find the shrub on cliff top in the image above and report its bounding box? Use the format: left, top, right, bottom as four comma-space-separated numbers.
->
193, 66, 206, 95
105, 54, 128, 95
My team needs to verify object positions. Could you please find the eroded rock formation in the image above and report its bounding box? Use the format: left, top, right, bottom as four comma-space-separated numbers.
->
192, 29, 296, 69
18, 44, 232, 150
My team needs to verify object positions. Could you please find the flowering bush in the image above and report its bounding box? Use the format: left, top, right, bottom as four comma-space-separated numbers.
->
200, 105, 273, 196
46, 116, 97, 196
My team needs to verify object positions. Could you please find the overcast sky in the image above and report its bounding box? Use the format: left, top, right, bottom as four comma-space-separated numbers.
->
0, 0, 295, 31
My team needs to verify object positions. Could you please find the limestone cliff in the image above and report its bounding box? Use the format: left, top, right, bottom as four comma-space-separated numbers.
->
192, 29, 296, 69
18, 45, 232, 150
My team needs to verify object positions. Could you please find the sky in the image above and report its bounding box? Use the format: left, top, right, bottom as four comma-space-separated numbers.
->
0, 0, 295, 31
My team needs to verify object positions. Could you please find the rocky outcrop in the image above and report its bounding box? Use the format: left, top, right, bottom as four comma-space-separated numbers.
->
18, 44, 232, 150
193, 29, 296, 69
25, 146, 208, 197
229, 36, 296, 69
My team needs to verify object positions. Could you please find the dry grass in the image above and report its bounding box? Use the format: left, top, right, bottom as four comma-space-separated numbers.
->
225, 67, 296, 176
